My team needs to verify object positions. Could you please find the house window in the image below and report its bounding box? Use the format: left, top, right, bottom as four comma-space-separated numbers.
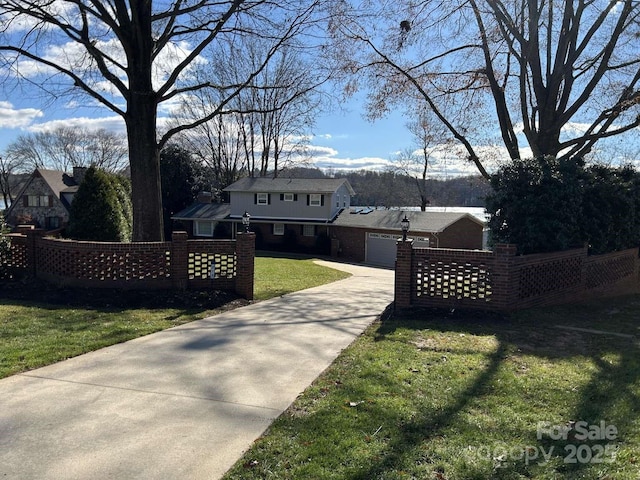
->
27, 195, 50, 207
303, 224, 315, 237
195, 221, 214, 237
273, 223, 285, 236
283, 193, 295, 202
309, 194, 322, 207
256, 193, 269, 205
45, 216, 60, 230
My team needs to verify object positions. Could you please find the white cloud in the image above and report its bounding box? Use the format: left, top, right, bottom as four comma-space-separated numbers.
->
27, 115, 125, 134
0, 101, 43, 128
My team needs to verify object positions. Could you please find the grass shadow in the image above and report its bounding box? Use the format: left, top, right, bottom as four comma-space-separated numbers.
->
361, 298, 640, 478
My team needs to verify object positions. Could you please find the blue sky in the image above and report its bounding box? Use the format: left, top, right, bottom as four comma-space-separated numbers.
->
0, 93, 488, 178
0, 92, 417, 169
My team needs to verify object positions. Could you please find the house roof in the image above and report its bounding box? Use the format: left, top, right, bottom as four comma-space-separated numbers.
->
171, 202, 231, 221
332, 208, 485, 233
37, 168, 78, 193
223, 177, 356, 195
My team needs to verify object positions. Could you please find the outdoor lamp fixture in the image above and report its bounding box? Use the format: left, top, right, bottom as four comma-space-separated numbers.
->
242, 211, 251, 233
401, 214, 410, 241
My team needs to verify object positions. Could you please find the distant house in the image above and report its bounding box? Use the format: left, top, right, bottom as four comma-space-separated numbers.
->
172, 176, 486, 267
5, 167, 87, 231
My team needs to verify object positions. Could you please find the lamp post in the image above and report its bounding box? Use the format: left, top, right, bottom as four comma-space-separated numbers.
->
242, 211, 251, 233
401, 214, 410, 241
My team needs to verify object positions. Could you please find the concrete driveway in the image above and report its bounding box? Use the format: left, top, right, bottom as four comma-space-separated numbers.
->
0, 261, 394, 479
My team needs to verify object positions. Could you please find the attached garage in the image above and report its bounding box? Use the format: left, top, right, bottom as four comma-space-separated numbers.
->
331, 208, 486, 266
365, 232, 431, 267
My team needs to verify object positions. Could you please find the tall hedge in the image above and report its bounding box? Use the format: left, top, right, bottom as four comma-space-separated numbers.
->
486, 157, 640, 255
66, 166, 132, 242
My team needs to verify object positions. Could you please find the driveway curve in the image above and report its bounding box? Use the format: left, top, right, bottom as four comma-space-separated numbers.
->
0, 261, 394, 480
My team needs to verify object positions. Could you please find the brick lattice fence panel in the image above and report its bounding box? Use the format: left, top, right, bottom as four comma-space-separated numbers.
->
0, 234, 29, 280
187, 239, 237, 289
516, 254, 583, 299
36, 237, 172, 288
584, 250, 637, 289
412, 248, 494, 308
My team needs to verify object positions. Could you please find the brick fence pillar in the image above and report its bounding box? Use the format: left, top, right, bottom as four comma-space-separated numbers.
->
171, 231, 189, 290
491, 244, 517, 310
395, 238, 414, 309
236, 232, 256, 300
25, 228, 45, 278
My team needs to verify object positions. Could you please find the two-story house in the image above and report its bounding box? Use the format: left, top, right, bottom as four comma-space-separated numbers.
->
173, 177, 355, 251
5, 167, 87, 231
173, 176, 486, 267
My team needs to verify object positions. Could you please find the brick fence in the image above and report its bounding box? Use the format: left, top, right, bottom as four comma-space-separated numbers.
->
0, 228, 255, 300
395, 239, 639, 311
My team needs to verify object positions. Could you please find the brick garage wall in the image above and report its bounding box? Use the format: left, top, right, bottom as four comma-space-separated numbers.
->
330, 218, 483, 263
395, 242, 640, 311
1, 230, 256, 299
434, 217, 484, 249
330, 226, 367, 262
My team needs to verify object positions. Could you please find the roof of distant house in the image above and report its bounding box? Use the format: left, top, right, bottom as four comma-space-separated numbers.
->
171, 202, 231, 221
223, 177, 356, 195
333, 208, 485, 233
36, 168, 78, 193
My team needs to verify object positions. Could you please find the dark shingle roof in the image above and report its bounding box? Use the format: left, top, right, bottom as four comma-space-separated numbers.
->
36, 169, 78, 194
223, 177, 355, 195
333, 209, 485, 233
171, 203, 231, 221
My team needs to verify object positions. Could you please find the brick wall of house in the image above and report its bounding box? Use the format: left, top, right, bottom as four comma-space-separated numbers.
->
252, 222, 329, 251
330, 226, 368, 262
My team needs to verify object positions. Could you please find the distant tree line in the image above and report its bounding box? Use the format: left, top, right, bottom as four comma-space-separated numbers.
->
342, 170, 489, 208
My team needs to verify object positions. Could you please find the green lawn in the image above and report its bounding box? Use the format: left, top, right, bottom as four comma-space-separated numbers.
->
254, 253, 350, 300
222, 296, 640, 480
0, 255, 350, 379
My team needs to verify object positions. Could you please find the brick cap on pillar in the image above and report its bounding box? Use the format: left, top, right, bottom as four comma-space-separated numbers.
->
396, 238, 415, 246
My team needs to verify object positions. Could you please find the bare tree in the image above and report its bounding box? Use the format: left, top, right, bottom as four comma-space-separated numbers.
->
392, 112, 451, 210
329, 0, 640, 178
0, 154, 21, 208
174, 38, 325, 184
5, 127, 128, 172
0, 0, 326, 240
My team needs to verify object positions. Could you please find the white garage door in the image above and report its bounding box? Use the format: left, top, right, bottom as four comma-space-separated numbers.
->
366, 232, 430, 267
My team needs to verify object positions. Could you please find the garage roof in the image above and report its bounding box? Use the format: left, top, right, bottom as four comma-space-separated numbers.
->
333, 208, 485, 233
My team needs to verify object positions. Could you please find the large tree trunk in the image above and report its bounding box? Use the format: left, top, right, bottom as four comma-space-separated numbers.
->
126, 100, 164, 242
125, 0, 164, 242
